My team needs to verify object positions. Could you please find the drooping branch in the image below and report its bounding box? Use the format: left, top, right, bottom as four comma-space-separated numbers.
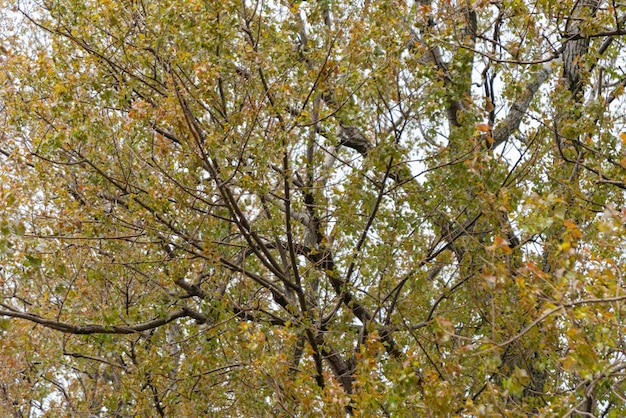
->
0, 307, 190, 335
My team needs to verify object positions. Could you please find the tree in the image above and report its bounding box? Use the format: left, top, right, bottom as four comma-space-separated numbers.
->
1, 0, 626, 415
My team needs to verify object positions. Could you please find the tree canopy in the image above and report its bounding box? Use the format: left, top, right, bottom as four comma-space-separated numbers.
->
1, 0, 626, 416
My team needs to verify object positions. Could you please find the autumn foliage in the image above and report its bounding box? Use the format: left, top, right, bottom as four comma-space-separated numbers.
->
1, 0, 626, 416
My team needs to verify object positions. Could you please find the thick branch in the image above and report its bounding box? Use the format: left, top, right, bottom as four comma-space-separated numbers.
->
492, 63, 554, 148
0, 308, 189, 335
562, 0, 601, 99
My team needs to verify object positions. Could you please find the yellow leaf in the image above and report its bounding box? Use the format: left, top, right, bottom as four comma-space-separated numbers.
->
562, 355, 576, 371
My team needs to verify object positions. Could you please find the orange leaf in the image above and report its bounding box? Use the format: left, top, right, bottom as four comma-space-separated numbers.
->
476, 123, 491, 132
563, 220, 576, 229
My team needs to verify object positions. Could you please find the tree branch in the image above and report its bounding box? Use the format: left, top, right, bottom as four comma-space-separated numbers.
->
0, 308, 189, 335
492, 63, 554, 148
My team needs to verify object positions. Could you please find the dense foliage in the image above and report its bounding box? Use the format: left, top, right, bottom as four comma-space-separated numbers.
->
1, 0, 626, 415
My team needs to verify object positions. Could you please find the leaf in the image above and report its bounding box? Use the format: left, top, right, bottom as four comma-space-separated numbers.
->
13, 222, 25, 236
476, 123, 491, 132
23, 255, 42, 267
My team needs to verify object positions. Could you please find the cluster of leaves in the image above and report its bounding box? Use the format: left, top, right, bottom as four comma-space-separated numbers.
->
1, 0, 626, 416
